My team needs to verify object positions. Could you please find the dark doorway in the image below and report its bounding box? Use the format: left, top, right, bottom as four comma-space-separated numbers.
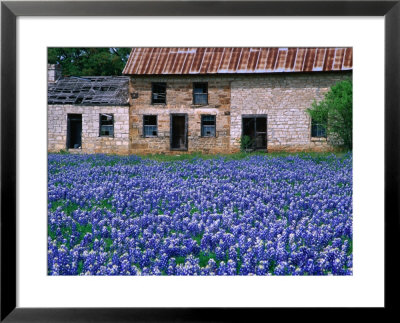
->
67, 114, 82, 149
242, 115, 267, 150
170, 114, 188, 150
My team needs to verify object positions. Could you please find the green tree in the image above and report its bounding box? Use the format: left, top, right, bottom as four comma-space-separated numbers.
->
307, 79, 352, 150
48, 48, 131, 76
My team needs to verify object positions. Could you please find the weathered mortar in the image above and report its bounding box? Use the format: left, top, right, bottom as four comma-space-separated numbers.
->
47, 105, 130, 154
129, 76, 231, 154
230, 71, 352, 152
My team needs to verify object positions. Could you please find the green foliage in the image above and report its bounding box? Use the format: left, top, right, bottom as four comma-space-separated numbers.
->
240, 135, 253, 151
190, 207, 199, 216
175, 256, 186, 265
50, 200, 65, 211
192, 233, 203, 245
198, 252, 217, 268
269, 260, 277, 274
48, 48, 131, 76
104, 238, 113, 252
63, 202, 80, 216
48, 225, 56, 240
76, 223, 92, 239
307, 79, 352, 150
97, 199, 113, 210
77, 260, 84, 275
236, 248, 242, 274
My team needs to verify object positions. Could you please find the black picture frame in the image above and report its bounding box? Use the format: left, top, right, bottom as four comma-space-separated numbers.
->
1, 0, 399, 321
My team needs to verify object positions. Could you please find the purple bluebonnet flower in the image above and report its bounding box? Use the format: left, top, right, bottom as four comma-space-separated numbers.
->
48, 153, 352, 276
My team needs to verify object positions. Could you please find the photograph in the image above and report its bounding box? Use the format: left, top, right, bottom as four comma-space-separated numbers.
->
47, 47, 353, 276
2, 0, 397, 318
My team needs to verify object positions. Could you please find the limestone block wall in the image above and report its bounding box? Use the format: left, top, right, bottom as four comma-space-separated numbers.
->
47, 105, 130, 154
129, 76, 231, 154
230, 71, 352, 152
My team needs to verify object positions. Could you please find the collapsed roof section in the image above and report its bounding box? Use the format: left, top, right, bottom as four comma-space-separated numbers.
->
48, 76, 130, 106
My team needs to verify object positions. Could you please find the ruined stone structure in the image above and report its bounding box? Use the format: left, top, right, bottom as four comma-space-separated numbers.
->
47, 47, 352, 154
47, 105, 130, 154
47, 76, 130, 154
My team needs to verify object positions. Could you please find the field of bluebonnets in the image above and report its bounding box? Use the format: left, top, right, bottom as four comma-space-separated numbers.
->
48, 152, 352, 276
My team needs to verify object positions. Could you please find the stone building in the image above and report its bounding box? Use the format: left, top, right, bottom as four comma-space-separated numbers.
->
47, 74, 130, 154
47, 47, 352, 155
122, 47, 352, 154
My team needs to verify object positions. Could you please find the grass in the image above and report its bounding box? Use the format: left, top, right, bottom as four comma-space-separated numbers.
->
52, 149, 349, 163
76, 223, 92, 238
347, 239, 353, 256
104, 238, 113, 252
50, 200, 66, 211
96, 199, 113, 210
136, 150, 349, 162
269, 260, 277, 274
77, 260, 84, 275
50, 200, 80, 215
48, 225, 56, 240
173, 251, 222, 268
192, 233, 203, 245
175, 256, 186, 265
198, 252, 217, 268
51, 151, 350, 168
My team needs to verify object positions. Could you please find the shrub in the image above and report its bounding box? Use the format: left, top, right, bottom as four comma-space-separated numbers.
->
307, 79, 352, 150
240, 135, 253, 151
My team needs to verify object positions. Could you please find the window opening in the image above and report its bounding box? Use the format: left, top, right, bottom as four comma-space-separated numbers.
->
201, 115, 216, 137
99, 113, 114, 137
193, 82, 208, 105
311, 119, 327, 138
152, 82, 166, 104
143, 115, 158, 137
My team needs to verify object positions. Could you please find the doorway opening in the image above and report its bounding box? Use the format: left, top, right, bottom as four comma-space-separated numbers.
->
67, 114, 82, 149
170, 114, 188, 150
242, 115, 267, 150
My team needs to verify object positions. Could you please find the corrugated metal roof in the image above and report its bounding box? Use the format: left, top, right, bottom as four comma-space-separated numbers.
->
122, 47, 352, 75
48, 76, 129, 105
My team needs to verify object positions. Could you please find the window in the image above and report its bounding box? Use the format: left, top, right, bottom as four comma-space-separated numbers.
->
99, 113, 114, 137
311, 119, 327, 138
143, 115, 158, 137
151, 82, 166, 104
201, 115, 216, 137
193, 82, 208, 105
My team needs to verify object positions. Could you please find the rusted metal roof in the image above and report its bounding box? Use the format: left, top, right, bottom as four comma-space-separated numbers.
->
122, 47, 352, 75
48, 76, 129, 106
